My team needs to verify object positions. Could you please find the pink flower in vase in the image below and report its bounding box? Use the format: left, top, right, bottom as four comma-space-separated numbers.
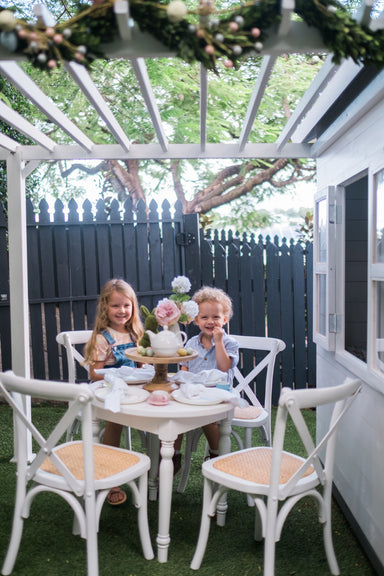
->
155, 298, 181, 327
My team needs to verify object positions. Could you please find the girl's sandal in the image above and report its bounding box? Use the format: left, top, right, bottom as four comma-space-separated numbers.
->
107, 487, 127, 506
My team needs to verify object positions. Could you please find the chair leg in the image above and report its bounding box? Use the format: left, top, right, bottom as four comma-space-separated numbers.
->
231, 428, 244, 450
136, 474, 155, 560
1, 479, 27, 575
84, 493, 99, 576
190, 479, 214, 570
323, 520, 340, 575
1, 512, 25, 575
263, 497, 279, 576
177, 429, 203, 493
242, 428, 256, 508
147, 433, 160, 501
138, 430, 147, 450
123, 426, 132, 450
322, 487, 340, 575
66, 418, 81, 442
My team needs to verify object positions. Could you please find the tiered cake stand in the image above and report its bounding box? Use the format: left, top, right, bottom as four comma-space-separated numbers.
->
125, 348, 198, 392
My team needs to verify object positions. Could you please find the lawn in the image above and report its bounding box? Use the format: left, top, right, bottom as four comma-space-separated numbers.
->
0, 403, 376, 576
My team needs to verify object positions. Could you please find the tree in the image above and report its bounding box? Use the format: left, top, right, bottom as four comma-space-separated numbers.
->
0, 0, 320, 227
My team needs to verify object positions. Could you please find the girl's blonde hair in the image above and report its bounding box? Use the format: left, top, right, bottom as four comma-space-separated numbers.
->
192, 286, 233, 319
84, 279, 143, 364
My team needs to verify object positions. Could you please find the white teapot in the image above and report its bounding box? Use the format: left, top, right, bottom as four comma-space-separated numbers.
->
146, 326, 187, 357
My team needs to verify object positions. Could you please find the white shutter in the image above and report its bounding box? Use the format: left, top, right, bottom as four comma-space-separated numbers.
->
313, 186, 336, 350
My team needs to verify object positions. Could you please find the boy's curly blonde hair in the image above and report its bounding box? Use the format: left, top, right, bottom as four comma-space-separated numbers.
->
192, 286, 233, 319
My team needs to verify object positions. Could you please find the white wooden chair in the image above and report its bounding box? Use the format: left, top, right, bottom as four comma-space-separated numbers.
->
230, 335, 286, 449
56, 330, 93, 385
177, 335, 286, 495
190, 378, 361, 575
56, 330, 136, 449
0, 370, 154, 576
56, 330, 93, 441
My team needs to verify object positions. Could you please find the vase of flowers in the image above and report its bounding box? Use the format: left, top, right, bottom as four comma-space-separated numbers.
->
155, 276, 199, 343
138, 276, 199, 356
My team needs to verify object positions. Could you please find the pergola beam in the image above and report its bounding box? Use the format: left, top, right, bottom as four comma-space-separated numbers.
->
130, 58, 168, 152
277, 55, 340, 149
0, 61, 94, 151
238, 56, 276, 152
6, 142, 312, 163
0, 101, 56, 151
278, 0, 295, 37
200, 64, 208, 152
0, 133, 19, 153
66, 61, 131, 152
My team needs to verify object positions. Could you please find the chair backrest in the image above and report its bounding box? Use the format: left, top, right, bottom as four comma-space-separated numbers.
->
270, 378, 361, 499
231, 335, 286, 413
56, 330, 93, 383
0, 371, 95, 492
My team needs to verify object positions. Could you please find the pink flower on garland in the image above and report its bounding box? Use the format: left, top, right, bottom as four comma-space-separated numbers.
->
155, 298, 181, 327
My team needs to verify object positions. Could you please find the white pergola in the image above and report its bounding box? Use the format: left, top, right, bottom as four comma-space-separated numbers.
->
1, 0, 384, 380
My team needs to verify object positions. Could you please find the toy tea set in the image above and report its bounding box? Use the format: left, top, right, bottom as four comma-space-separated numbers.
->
124, 326, 198, 393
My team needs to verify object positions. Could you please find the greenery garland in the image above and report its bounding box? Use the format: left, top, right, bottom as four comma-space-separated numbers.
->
0, 0, 383, 72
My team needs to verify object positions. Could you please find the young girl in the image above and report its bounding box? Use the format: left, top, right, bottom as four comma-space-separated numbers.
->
84, 278, 143, 505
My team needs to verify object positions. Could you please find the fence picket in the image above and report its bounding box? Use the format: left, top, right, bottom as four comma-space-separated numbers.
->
280, 239, 294, 388
292, 240, 307, 389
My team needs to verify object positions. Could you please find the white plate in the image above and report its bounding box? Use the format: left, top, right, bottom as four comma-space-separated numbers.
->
94, 387, 150, 404
121, 377, 150, 385
171, 389, 223, 406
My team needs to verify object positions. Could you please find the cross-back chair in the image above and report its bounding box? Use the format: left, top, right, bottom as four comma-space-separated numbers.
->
190, 378, 361, 575
177, 335, 286, 495
0, 370, 154, 576
56, 330, 136, 449
56, 330, 93, 441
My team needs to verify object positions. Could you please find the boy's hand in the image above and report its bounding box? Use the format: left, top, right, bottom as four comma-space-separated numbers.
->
212, 326, 225, 342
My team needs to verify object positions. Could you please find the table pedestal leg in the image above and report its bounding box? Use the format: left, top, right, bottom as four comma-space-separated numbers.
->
216, 415, 232, 527
143, 363, 175, 392
156, 439, 174, 563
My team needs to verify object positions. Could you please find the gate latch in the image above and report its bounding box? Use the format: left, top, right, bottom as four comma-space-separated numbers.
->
176, 233, 195, 246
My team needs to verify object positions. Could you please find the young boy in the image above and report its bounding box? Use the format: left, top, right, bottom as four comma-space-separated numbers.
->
174, 286, 239, 465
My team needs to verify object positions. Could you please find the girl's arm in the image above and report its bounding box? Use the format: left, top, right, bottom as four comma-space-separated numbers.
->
89, 360, 105, 382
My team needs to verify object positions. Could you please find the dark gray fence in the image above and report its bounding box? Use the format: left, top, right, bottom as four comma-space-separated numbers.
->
0, 197, 315, 403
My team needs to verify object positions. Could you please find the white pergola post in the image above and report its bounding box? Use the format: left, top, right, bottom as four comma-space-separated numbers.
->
7, 151, 32, 460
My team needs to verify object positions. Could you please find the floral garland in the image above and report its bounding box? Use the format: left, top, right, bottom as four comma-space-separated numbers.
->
0, 0, 383, 72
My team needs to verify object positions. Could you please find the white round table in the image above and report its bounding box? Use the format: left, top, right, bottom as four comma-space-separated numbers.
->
92, 395, 234, 562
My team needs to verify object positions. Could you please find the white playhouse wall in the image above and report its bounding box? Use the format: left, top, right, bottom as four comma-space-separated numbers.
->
316, 97, 384, 572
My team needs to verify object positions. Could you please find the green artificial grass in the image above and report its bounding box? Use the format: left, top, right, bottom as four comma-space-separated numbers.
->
0, 403, 376, 576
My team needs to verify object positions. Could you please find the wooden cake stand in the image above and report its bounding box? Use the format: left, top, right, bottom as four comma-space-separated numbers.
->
125, 348, 198, 392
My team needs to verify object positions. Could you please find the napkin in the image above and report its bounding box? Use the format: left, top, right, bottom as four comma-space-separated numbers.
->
102, 373, 131, 412
95, 365, 155, 382
171, 369, 229, 387
179, 383, 240, 406
233, 396, 264, 419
